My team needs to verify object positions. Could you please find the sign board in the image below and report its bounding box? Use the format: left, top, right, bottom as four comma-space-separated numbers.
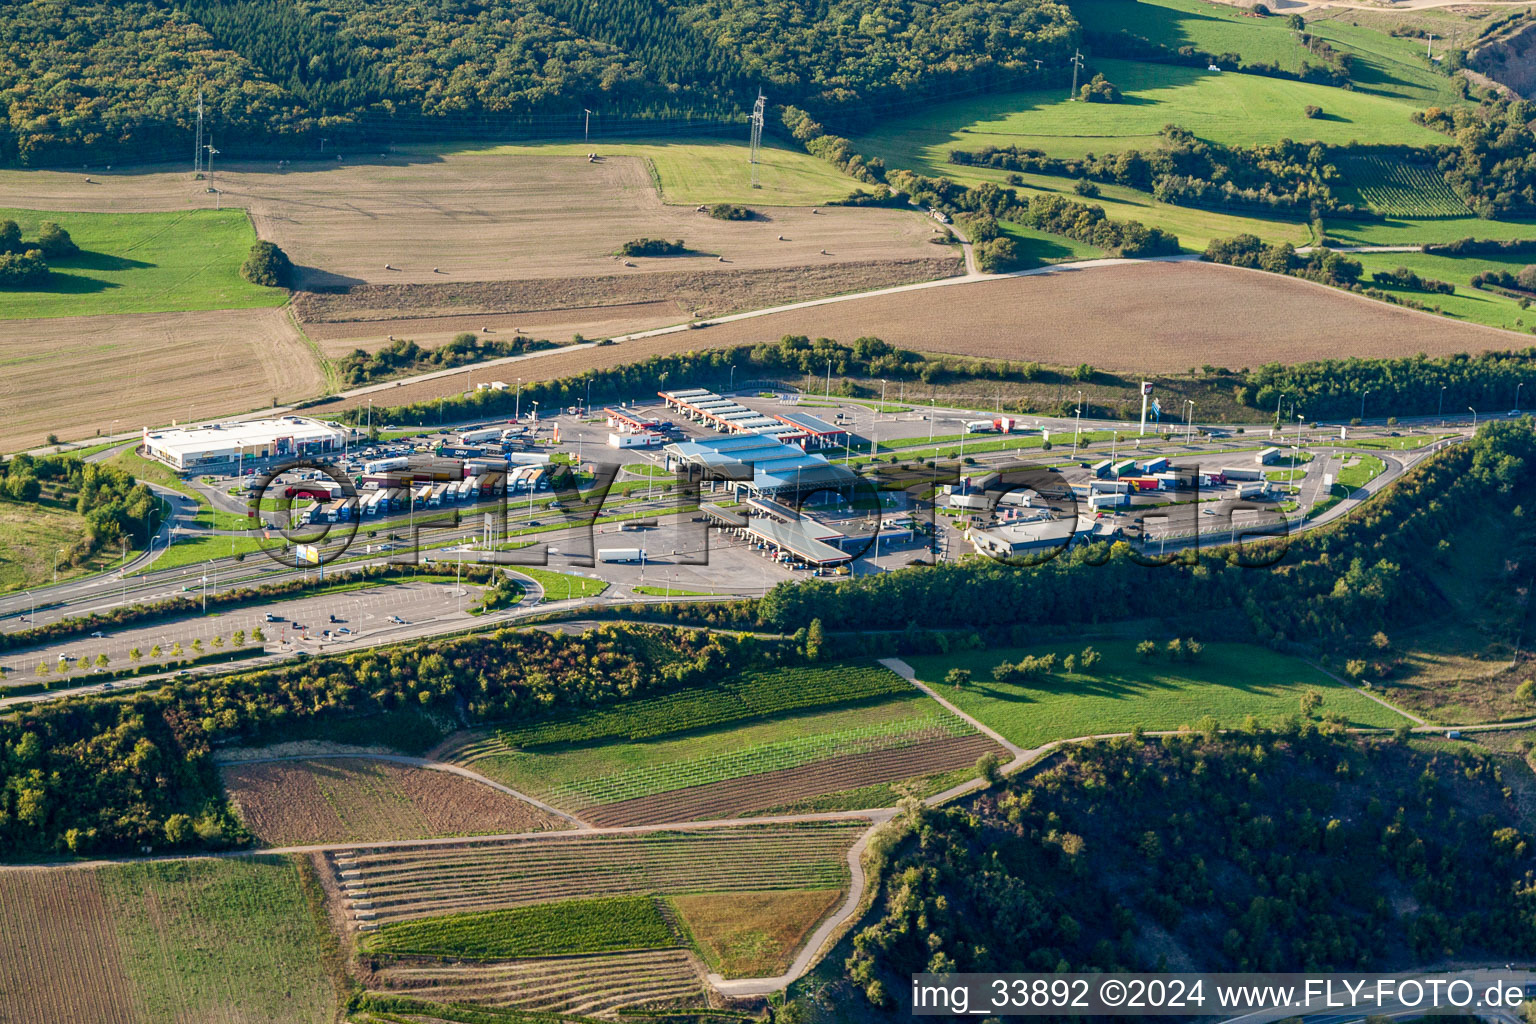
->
1141, 381, 1154, 396
296, 544, 320, 565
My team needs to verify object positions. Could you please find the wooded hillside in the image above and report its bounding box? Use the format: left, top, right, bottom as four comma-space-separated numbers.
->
0, 0, 1076, 165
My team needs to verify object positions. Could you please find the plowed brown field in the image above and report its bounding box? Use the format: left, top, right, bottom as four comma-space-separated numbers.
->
577, 733, 1003, 827
0, 306, 322, 451
0, 868, 137, 1023
222, 758, 569, 845
343, 260, 1524, 416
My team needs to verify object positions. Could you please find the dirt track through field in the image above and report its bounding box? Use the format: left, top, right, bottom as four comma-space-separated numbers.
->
0, 306, 322, 451
576, 733, 1004, 827
336, 260, 1524, 415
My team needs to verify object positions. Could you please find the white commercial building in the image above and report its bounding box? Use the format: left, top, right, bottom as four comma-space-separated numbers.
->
142, 416, 353, 471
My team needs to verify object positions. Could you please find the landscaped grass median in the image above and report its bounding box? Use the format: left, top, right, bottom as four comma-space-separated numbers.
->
908, 639, 1411, 748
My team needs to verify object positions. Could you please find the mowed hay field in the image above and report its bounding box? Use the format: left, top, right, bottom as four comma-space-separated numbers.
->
0, 306, 322, 451
339, 261, 1522, 416
221, 757, 571, 846
0, 143, 936, 290
0, 856, 337, 1023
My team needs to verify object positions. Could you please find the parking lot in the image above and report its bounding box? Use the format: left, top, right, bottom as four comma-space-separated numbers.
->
0, 581, 478, 684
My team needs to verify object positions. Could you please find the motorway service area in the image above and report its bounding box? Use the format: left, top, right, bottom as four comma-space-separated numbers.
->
0, 383, 1463, 696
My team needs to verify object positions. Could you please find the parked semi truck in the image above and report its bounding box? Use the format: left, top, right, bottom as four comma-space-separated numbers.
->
598, 548, 648, 563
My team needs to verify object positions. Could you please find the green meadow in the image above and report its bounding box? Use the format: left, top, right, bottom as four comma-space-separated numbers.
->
0, 207, 287, 320
908, 639, 1411, 748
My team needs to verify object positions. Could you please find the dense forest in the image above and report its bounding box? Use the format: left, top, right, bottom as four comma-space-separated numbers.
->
0, 0, 1076, 164
842, 731, 1536, 1008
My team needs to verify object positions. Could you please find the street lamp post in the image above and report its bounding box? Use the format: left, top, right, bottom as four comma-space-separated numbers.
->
1517, 382, 1525, 412
1071, 390, 1083, 458
1275, 392, 1284, 429
515, 379, 522, 421
1470, 406, 1478, 431
1360, 389, 1369, 423
1438, 386, 1446, 422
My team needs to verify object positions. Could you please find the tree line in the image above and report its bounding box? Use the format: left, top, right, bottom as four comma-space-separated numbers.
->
951, 128, 1377, 218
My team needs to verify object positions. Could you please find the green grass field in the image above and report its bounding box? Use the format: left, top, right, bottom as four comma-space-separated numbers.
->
855, 59, 1442, 167
513, 566, 610, 602
1326, 215, 1536, 248
1070, 0, 1462, 106
1074, 0, 1315, 71
364, 895, 676, 960
1351, 251, 1536, 333
0, 497, 110, 595
1304, 14, 1466, 106
0, 208, 288, 320
1001, 219, 1106, 265
908, 640, 1411, 747
403, 137, 858, 206
100, 856, 335, 1022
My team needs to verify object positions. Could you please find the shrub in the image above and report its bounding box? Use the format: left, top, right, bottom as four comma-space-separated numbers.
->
35, 221, 77, 258
1304, 104, 1323, 119
1079, 74, 1121, 103
0, 248, 48, 286
707, 203, 755, 220
240, 240, 292, 287
0, 219, 19, 252
617, 238, 688, 257
1073, 179, 1101, 197
973, 236, 1023, 273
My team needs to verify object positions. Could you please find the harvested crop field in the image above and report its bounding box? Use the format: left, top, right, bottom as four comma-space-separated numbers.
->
0, 150, 936, 290
366, 948, 707, 1015
343, 260, 1524, 415
328, 821, 863, 925
672, 889, 844, 979
576, 732, 1002, 827
221, 757, 570, 846
0, 306, 321, 451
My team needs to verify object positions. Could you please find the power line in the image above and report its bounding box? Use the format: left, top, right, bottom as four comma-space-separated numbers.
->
748, 89, 765, 189
194, 89, 204, 174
